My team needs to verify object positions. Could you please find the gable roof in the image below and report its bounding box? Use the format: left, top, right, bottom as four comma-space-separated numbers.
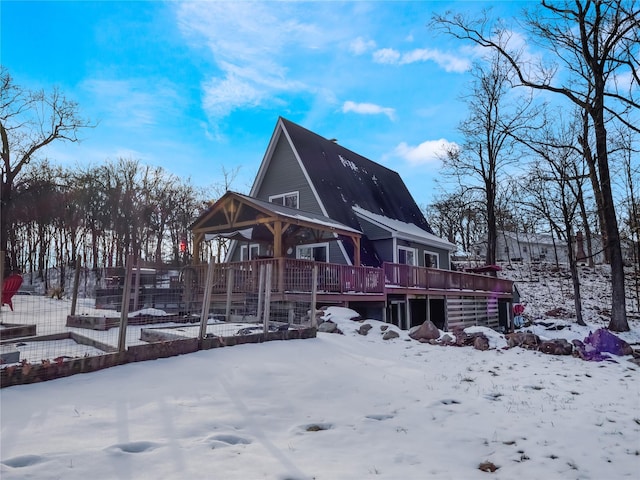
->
250, 118, 436, 265
191, 191, 361, 238
190, 191, 363, 263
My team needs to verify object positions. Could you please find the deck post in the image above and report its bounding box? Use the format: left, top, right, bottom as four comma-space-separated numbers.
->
277, 257, 285, 293
311, 265, 318, 328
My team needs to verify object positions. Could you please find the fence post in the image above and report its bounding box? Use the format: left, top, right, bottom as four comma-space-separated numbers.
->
311, 266, 318, 328
70, 257, 81, 316
118, 255, 134, 353
199, 258, 215, 339
256, 264, 265, 324
225, 267, 234, 321
263, 263, 272, 333
132, 264, 141, 311
0, 250, 4, 320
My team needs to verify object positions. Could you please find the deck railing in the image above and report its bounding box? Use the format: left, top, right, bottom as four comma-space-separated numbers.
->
194, 259, 512, 296
382, 263, 513, 294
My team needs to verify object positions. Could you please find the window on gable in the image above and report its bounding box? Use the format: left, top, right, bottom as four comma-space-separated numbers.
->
269, 191, 299, 209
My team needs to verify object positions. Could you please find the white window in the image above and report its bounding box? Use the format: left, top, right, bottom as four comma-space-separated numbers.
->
296, 242, 329, 262
269, 191, 299, 209
424, 251, 439, 268
397, 246, 417, 266
240, 244, 260, 261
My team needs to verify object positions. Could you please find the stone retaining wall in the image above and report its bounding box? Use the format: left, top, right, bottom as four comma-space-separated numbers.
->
0, 327, 316, 388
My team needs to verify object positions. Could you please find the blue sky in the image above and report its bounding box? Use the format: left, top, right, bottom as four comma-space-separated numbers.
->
2, 0, 529, 206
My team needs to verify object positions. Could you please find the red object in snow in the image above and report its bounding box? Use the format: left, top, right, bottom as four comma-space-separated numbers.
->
513, 304, 525, 315
2, 274, 23, 311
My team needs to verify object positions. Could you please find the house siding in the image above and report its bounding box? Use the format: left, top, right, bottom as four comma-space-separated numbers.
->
255, 134, 323, 215
396, 239, 451, 269
357, 218, 451, 268
253, 134, 348, 264
358, 217, 393, 241
371, 238, 394, 262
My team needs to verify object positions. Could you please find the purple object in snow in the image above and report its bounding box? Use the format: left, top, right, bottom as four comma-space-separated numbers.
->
579, 328, 633, 361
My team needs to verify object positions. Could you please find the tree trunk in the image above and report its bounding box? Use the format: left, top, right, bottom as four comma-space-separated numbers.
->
0, 176, 13, 261
591, 98, 628, 331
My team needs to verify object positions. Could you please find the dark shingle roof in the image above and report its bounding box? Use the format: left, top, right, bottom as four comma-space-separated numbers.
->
281, 117, 433, 233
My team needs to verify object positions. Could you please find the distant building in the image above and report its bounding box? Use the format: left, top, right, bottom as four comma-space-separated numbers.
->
472, 230, 637, 265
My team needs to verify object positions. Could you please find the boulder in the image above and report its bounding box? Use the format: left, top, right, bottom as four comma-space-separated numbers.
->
440, 334, 454, 345
382, 330, 399, 340
357, 323, 373, 336
506, 332, 540, 349
318, 321, 337, 333
473, 335, 490, 351
538, 339, 573, 355
571, 339, 585, 350
409, 320, 440, 341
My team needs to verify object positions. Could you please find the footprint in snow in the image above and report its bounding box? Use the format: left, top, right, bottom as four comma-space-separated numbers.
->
107, 441, 161, 454
207, 433, 252, 449
295, 423, 333, 433
2, 454, 49, 468
365, 414, 395, 421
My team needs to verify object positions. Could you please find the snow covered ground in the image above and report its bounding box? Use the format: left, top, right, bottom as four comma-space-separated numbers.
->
1, 264, 639, 479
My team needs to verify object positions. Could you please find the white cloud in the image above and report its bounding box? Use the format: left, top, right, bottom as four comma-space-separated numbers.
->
82, 78, 179, 128
373, 47, 470, 73
611, 70, 636, 92
401, 49, 470, 73
342, 101, 396, 121
202, 75, 263, 118
175, 2, 334, 121
372, 48, 402, 64
393, 139, 459, 166
350, 36, 376, 55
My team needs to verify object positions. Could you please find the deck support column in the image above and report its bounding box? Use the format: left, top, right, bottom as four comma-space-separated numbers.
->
352, 236, 361, 266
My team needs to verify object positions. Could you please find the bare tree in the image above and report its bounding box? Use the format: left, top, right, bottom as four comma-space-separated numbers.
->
0, 67, 93, 268
426, 188, 485, 255
518, 115, 590, 326
617, 125, 640, 311
442, 54, 537, 266
432, 0, 638, 330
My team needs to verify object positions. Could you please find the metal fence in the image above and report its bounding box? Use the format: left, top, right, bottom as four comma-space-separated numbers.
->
0, 256, 316, 369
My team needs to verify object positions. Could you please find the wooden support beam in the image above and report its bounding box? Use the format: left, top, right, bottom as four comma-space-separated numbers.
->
273, 221, 283, 258
353, 236, 361, 266
193, 232, 204, 263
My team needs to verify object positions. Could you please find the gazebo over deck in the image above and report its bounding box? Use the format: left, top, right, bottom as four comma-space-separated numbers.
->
191, 191, 363, 266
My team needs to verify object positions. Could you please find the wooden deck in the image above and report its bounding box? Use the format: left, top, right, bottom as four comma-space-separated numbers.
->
188, 258, 514, 301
